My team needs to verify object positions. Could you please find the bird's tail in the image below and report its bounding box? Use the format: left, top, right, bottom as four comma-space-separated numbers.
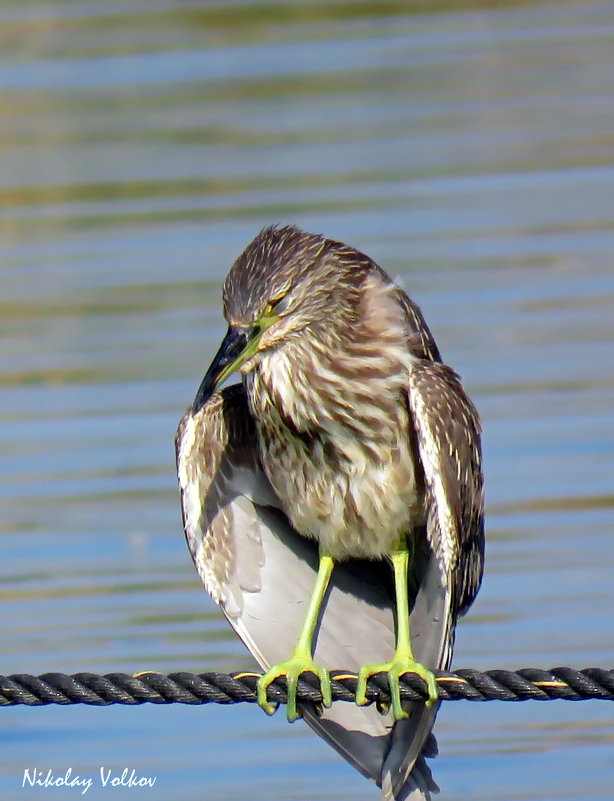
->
382, 763, 437, 801
381, 725, 440, 800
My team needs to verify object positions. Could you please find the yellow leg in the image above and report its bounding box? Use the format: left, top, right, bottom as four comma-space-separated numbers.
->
355, 542, 438, 720
257, 552, 333, 722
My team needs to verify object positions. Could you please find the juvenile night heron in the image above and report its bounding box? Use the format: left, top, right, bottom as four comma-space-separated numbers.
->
176, 225, 484, 801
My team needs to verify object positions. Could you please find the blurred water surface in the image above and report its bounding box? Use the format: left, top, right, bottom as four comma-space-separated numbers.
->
1, 1, 613, 799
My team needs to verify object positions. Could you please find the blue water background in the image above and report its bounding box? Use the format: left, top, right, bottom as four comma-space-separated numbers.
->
1, 2, 613, 799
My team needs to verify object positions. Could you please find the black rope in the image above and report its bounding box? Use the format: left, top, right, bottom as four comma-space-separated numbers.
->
2, 667, 614, 707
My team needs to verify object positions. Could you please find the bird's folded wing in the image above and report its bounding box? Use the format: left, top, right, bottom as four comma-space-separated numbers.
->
406, 359, 485, 618
176, 384, 274, 620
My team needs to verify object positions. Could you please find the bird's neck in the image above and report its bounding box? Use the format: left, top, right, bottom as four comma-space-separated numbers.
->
249, 275, 412, 450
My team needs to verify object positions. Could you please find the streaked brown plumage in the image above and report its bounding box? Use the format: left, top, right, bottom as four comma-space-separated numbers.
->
176, 225, 484, 800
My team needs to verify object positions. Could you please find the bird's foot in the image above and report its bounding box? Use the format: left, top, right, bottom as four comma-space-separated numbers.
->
355, 655, 438, 720
257, 654, 331, 723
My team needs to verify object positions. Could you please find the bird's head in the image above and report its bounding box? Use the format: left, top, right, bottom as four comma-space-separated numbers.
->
193, 225, 367, 410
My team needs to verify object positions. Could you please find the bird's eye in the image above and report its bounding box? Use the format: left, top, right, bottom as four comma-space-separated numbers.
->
266, 294, 290, 315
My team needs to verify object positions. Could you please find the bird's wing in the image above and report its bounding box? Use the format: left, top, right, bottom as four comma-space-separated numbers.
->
406, 359, 485, 617
381, 356, 485, 800
176, 384, 434, 794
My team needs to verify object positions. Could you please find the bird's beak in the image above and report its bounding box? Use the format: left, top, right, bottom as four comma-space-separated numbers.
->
192, 325, 262, 412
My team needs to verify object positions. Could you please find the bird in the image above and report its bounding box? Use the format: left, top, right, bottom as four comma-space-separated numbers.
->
175, 224, 484, 801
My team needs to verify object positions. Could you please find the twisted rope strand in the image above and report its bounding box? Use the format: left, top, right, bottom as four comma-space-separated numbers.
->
2, 667, 614, 707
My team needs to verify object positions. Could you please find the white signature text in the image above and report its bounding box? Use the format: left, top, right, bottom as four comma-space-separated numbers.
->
22, 767, 156, 795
